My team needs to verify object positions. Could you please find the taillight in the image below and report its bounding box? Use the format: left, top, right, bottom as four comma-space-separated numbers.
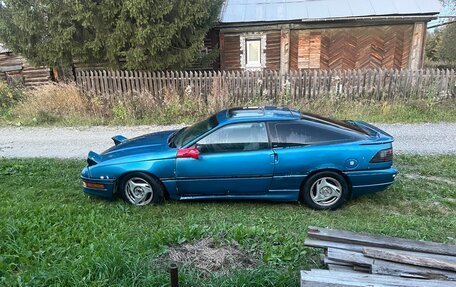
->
370, 148, 393, 163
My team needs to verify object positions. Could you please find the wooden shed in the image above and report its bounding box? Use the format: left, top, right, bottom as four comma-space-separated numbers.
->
0, 44, 51, 87
216, 0, 441, 73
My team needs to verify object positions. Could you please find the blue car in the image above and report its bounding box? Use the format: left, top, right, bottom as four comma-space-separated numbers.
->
81, 106, 397, 210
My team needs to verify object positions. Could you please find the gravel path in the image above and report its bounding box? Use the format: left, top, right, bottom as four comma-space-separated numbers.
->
1, 123, 455, 158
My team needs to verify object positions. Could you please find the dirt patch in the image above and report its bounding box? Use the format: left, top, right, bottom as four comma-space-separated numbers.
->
156, 238, 259, 275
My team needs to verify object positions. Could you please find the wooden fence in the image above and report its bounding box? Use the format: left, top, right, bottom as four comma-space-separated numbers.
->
75, 69, 456, 103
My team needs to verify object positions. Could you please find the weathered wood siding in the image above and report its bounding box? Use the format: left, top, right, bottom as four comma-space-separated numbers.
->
291, 24, 414, 70
221, 24, 416, 71
289, 30, 299, 71
265, 31, 281, 71
219, 33, 241, 70
293, 31, 323, 69
220, 31, 283, 71
0, 52, 50, 87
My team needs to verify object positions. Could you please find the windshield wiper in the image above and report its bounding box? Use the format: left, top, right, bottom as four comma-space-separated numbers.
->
168, 127, 186, 147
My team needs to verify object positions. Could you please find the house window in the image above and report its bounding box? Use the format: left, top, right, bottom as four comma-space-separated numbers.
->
240, 33, 266, 70
246, 39, 261, 67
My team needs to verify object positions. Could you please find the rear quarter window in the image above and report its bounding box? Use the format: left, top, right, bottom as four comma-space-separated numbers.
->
268, 121, 366, 148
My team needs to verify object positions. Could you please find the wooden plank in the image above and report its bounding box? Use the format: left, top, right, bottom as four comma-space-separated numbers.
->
88, 70, 94, 92
327, 248, 373, 267
301, 270, 456, 287
324, 243, 456, 281
323, 255, 352, 267
133, 70, 139, 93
307, 226, 456, 256
111, 70, 117, 95
363, 248, 456, 272
327, 264, 355, 272
371, 258, 456, 281
146, 71, 153, 94
280, 29, 290, 74
304, 239, 456, 263
409, 22, 426, 69
117, 70, 124, 94
102, 70, 108, 96
125, 70, 131, 93
0, 65, 22, 72
137, 70, 144, 93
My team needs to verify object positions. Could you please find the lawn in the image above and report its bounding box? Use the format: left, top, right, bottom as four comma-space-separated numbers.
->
0, 156, 455, 286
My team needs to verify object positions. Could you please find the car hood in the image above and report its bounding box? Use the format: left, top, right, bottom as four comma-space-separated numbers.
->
98, 130, 177, 163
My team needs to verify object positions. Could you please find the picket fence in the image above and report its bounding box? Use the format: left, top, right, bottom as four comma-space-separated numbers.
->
75, 69, 456, 103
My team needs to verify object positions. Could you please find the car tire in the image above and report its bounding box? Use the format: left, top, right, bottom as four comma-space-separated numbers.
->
119, 172, 164, 206
301, 171, 349, 210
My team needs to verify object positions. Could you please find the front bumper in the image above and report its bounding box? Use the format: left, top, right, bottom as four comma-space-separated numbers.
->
81, 176, 116, 199
345, 167, 398, 197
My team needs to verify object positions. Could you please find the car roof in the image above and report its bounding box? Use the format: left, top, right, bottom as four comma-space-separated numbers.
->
216, 106, 301, 124
215, 107, 370, 135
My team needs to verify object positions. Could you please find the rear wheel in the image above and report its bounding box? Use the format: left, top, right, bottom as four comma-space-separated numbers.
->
301, 171, 349, 210
119, 172, 164, 206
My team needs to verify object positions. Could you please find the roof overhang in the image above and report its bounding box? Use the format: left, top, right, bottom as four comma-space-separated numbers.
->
216, 14, 438, 32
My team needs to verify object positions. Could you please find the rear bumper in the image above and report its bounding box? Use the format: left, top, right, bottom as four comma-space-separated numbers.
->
345, 167, 398, 197
81, 176, 116, 199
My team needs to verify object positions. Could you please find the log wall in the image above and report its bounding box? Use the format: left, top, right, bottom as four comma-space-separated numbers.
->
219, 33, 241, 70
0, 52, 50, 87
220, 23, 418, 71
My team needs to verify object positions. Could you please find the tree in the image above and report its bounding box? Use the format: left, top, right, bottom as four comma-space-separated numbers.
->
0, 0, 222, 70
440, 0, 456, 12
439, 23, 456, 61
425, 30, 443, 62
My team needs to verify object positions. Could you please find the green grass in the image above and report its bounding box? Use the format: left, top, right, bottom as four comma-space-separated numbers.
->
0, 156, 455, 286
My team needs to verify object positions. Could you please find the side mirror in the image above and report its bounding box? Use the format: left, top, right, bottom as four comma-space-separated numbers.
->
177, 147, 200, 159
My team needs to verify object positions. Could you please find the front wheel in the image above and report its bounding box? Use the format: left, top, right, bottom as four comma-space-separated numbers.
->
301, 171, 349, 210
119, 172, 164, 206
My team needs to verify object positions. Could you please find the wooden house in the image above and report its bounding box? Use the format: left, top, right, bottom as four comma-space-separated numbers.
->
0, 44, 51, 87
215, 0, 441, 73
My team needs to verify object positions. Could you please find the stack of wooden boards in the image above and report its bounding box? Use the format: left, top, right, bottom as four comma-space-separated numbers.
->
302, 226, 456, 287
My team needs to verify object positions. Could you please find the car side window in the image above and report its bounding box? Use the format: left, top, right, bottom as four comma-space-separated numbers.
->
268, 121, 358, 148
196, 122, 269, 153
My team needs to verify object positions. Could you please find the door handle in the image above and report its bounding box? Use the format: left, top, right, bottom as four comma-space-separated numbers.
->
273, 153, 279, 163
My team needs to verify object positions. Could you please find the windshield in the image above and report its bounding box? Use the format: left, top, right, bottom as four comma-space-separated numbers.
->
172, 115, 219, 148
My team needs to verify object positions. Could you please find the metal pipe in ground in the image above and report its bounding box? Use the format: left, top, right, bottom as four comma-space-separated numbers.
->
170, 263, 179, 287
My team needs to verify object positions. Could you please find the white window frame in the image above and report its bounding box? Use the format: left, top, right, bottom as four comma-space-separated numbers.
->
240, 33, 266, 70
246, 39, 262, 67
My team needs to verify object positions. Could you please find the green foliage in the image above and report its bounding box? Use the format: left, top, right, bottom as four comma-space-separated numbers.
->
425, 30, 443, 62
192, 48, 220, 69
0, 0, 222, 69
0, 80, 23, 109
112, 101, 128, 121
439, 23, 456, 62
0, 156, 455, 286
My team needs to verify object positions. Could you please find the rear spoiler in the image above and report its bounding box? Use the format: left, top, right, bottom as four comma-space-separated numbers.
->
345, 121, 394, 143
87, 151, 102, 166
112, 135, 127, 145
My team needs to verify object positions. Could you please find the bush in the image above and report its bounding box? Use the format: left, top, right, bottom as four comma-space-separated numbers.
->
10, 83, 209, 125
0, 80, 23, 109
13, 83, 88, 124
7, 82, 456, 126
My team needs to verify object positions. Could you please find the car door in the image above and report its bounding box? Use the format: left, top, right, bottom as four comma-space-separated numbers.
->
267, 121, 362, 192
175, 122, 274, 196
